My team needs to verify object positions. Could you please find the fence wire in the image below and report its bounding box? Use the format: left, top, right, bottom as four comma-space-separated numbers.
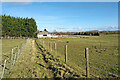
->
89, 65, 118, 77
0, 38, 29, 79
89, 58, 120, 68
37, 39, 119, 78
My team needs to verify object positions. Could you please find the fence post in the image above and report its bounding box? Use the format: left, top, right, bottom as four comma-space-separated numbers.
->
54, 43, 56, 50
85, 48, 89, 77
17, 45, 19, 59
1, 59, 6, 79
48, 42, 49, 50
49, 42, 50, 50
54, 43, 57, 54
65, 45, 67, 63
50, 42, 52, 51
43, 41, 44, 47
100, 41, 101, 48
13, 53, 16, 66
11, 49, 13, 61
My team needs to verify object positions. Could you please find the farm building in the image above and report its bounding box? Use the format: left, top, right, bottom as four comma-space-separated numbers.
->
37, 31, 58, 38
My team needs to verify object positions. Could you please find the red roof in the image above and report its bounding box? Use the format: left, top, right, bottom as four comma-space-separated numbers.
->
50, 33, 55, 34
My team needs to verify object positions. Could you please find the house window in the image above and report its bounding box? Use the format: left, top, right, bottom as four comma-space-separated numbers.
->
43, 34, 47, 36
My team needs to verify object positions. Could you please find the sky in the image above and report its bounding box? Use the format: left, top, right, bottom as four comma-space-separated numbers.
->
2, 2, 119, 32
1, 0, 120, 2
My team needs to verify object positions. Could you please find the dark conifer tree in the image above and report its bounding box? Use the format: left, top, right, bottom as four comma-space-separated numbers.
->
1, 15, 37, 37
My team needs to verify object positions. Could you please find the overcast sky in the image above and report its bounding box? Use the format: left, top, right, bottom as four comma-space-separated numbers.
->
2, 2, 119, 32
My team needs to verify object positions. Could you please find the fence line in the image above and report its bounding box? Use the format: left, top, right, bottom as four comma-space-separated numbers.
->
89, 58, 120, 68
2, 46, 18, 56
90, 58, 120, 68
89, 65, 118, 77
89, 51, 118, 59
37, 39, 119, 78
0, 38, 29, 79
89, 48, 119, 68
2, 50, 11, 56
1, 59, 6, 79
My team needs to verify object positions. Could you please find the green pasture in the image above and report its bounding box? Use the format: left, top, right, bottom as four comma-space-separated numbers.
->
1, 39, 25, 63
102, 34, 120, 37
37, 35, 119, 78
1, 39, 26, 78
2, 39, 25, 53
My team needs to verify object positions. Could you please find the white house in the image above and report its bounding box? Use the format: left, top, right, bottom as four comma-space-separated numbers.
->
37, 31, 58, 38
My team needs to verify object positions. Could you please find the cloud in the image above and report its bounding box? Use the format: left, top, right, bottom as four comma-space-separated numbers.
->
55, 27, 83, 32
100, 26, 118, 31
73, 27, 83, 30
61, 26, 118, 32
57, 28, 66, 30
1, 0, 34, 5
38, 25, 119, 32
82, 26, 119, 31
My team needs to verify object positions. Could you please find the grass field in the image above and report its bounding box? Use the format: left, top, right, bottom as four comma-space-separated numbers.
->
2, 39, 25, 53
1, 39, 26, 78
8, 39, 81, 78
1, 34, 119, 78
1, 39, 26, 61
36, 35, 119, 78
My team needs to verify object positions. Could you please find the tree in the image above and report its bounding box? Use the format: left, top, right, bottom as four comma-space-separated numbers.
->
44, 29, 47, 32
1, 15, 37, 37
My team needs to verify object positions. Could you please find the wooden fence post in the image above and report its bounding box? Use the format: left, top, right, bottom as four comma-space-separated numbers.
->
43, 41, 44, 47
65, 45, 67, 63
48, 42, 49, 50
1, 59, 6, 79
49, 42, 50, 50
100, 41, 101, 48
50, 42, 52, 51
54, 43, 56, 50
85, 48, 89, 77
54, 43, 57, 54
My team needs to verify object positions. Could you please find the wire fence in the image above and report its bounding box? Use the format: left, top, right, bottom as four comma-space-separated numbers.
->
0, 38, 29, 79
37, 39, 119, 78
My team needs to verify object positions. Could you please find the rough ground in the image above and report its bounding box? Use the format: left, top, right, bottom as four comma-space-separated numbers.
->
8, 39, 54, 78
8, 39, 81, 78
9, 39, 36, 78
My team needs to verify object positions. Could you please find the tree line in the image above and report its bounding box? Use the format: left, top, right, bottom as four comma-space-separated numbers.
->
73, 30, 99, 36
54, 30, 119, 36
1, 14, 37, 37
